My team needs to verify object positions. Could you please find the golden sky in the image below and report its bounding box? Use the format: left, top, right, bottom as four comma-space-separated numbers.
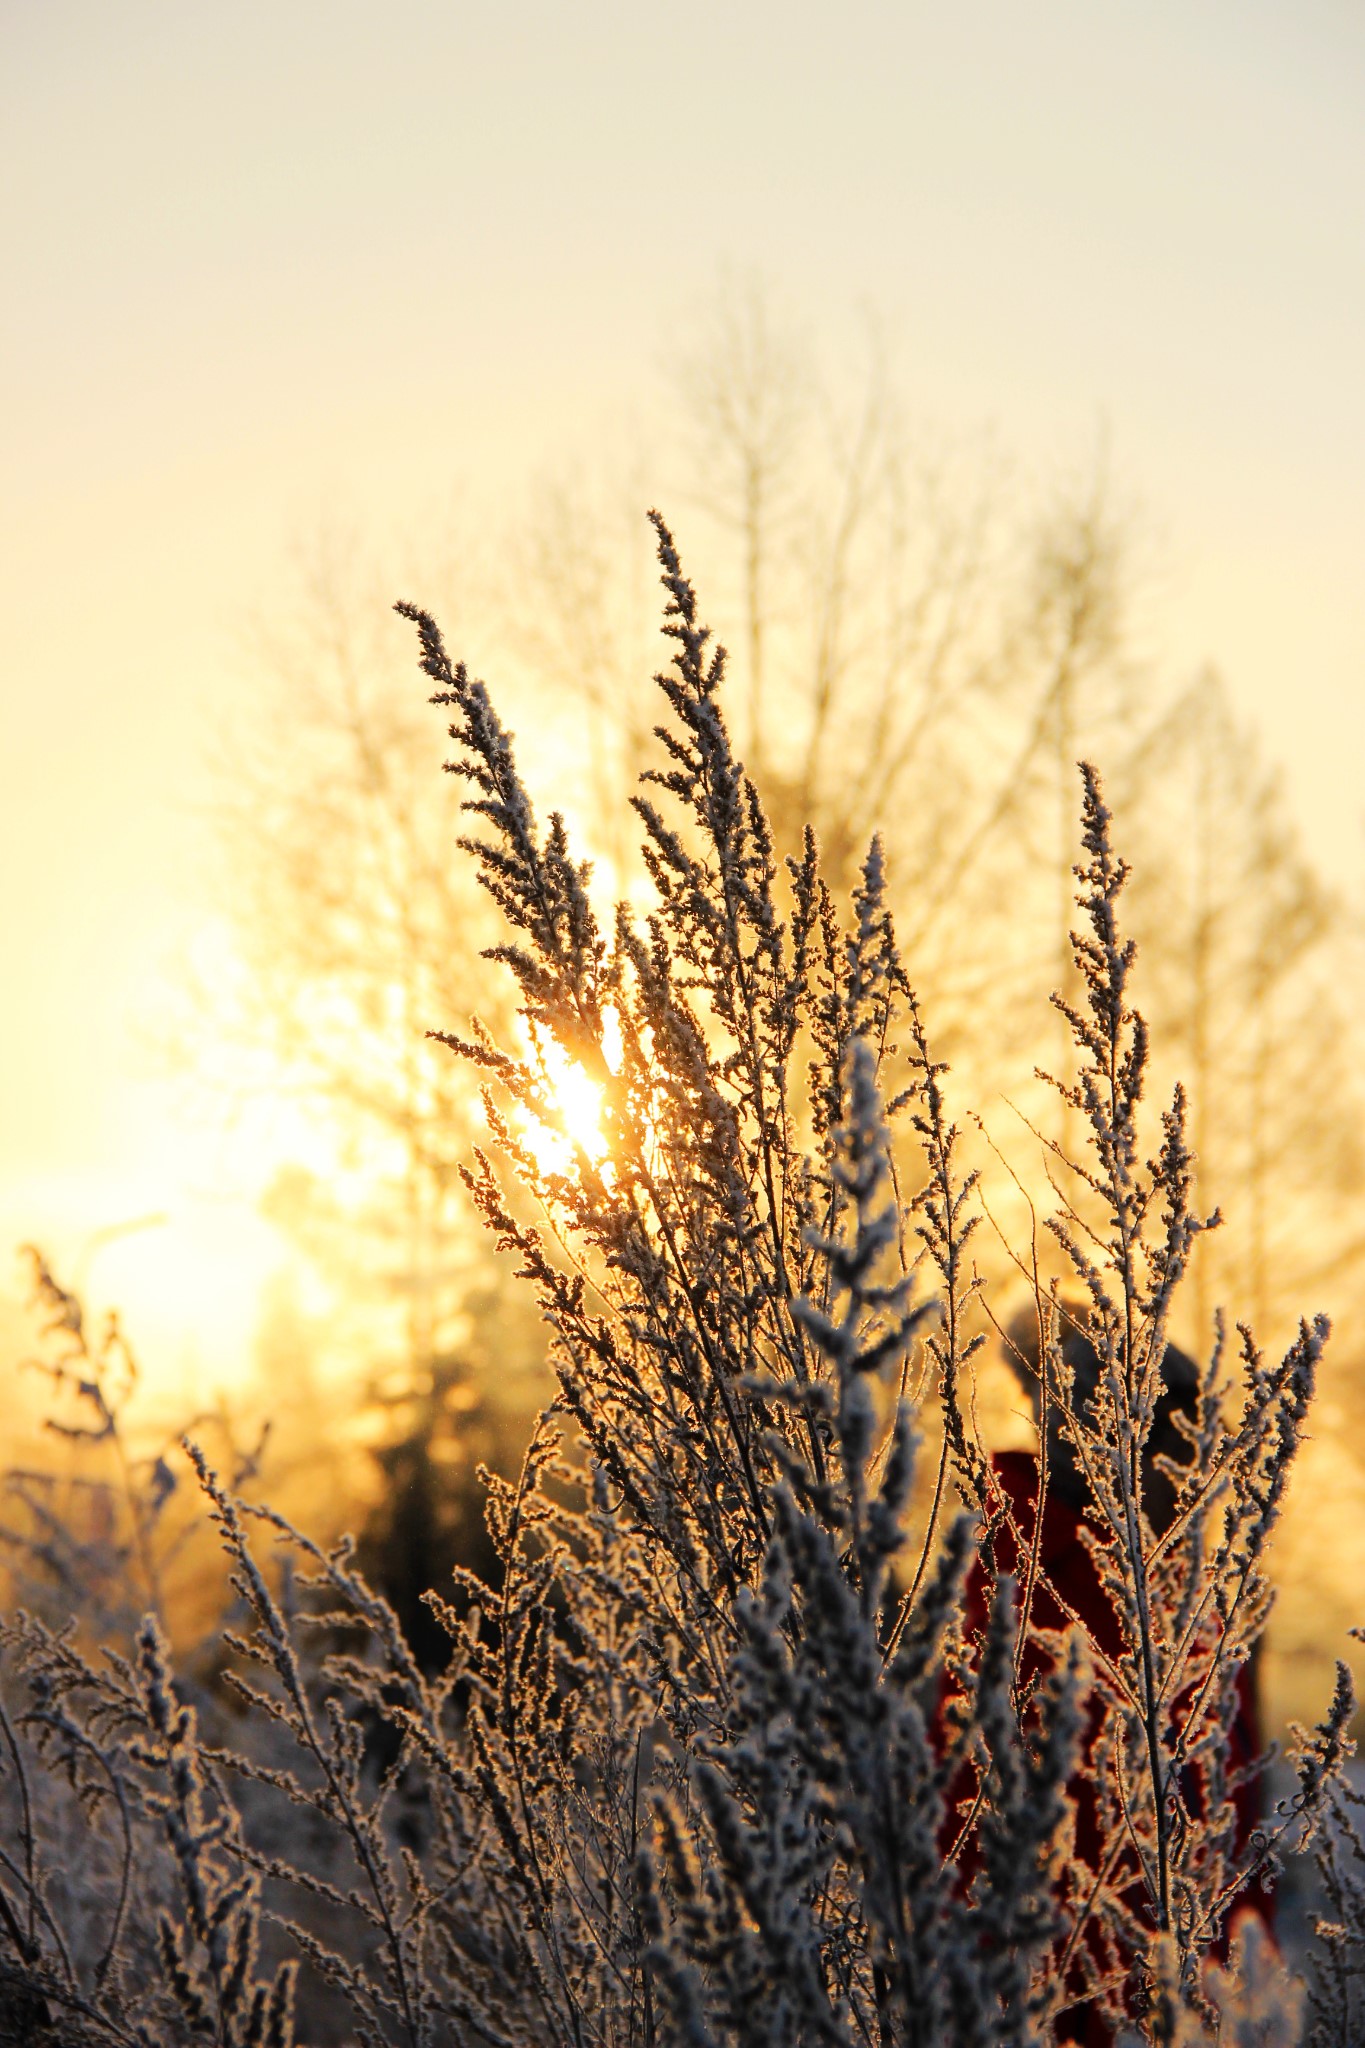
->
2, 1, 1362, 1386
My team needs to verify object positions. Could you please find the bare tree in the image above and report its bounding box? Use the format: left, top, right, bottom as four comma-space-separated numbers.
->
195, 534, 546, 1584
190, 296, 1365, 1719
1119, 670, 1363, 1346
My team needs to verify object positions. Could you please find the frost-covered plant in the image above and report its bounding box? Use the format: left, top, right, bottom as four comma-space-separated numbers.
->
1, 1249, 178, 1636
0, 515, 1355, 2044
1298, 1636, 1365, 2047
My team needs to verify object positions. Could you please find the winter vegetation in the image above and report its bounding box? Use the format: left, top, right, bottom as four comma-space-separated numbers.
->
2, 508, 1363, 2043
192, 301, 1365, 1731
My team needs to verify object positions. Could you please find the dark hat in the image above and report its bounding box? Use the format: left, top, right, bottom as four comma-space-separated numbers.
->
1003, 1299, 1199, 1534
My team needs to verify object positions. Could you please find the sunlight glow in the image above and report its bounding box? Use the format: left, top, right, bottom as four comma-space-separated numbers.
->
545, 1042, 608, 1163
520, 1010, 624, 1178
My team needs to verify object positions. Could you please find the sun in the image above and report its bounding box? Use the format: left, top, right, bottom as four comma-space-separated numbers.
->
519, 1012, 623, 1177
544, 1040, 608, 1162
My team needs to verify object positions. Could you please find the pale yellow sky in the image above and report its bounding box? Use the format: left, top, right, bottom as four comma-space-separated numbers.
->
2, 1, 1362, 1385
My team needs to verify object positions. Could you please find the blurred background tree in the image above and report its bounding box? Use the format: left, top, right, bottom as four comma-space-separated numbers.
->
187, 286, 1365, 1721
189, 534, 542, 1650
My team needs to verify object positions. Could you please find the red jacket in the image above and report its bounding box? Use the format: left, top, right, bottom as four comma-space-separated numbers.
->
953, 1452, 1267, 2044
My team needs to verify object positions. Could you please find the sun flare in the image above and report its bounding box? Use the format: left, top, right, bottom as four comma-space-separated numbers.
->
544, 1042, 608, 1162
520, 1012, 623, 1177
